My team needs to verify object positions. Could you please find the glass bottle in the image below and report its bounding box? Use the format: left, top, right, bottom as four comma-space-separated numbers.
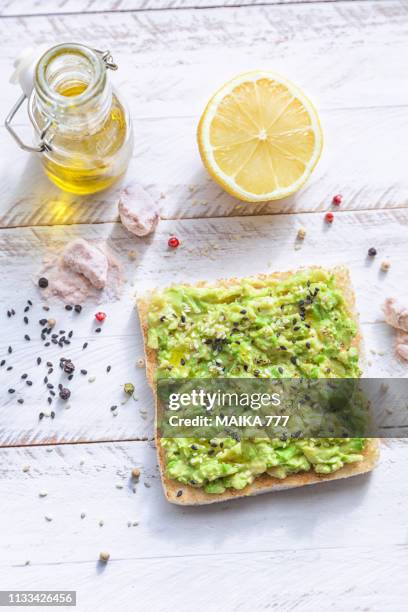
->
6, 43, 133, 195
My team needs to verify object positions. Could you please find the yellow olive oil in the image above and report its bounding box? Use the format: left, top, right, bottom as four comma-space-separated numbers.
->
42, 82, 130, 194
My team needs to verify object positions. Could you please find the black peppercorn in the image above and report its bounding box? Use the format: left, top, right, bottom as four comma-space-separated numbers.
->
59, 387, 71, 401
63, 361, 75, 375
38, 277, 49, 289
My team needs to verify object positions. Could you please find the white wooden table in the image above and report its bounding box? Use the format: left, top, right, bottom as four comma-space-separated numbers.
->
0, 1, 407, 610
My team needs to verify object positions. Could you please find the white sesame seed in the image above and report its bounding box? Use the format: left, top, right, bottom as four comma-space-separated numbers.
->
22, 465, 30, 473
44, 515, 53, 522
39, 490, 48, 498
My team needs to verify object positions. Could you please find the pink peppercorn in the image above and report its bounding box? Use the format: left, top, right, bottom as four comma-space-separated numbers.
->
168, 236, 180, 248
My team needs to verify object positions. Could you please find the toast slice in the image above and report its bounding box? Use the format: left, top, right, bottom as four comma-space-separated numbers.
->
137, 266, 380, 505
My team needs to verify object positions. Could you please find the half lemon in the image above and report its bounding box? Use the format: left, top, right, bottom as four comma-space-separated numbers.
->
197, 71, 323, 202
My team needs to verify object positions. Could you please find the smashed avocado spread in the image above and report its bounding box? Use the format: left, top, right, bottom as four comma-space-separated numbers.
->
146, 268, 366, 493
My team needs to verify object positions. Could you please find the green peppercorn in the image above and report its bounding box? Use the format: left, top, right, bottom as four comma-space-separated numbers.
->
124, 383, 135, 395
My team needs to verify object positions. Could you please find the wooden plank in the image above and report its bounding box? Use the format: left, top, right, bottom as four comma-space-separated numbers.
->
0, 439, 407, 612
4, 549, 408, 612
0, 0, 356, 18
0, 1, 408, 226
0, 209, 407, 446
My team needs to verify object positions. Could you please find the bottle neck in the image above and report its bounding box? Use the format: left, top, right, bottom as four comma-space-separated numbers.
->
33, 43, 112, 132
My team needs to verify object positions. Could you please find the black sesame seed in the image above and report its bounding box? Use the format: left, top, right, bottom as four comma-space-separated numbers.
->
80, 369, 88, 375
39, 412, 44, 420
240, 309, 247, 314
48, 368, 53, 375
8, 388, 15, 394
49, 390, 55, 397
6, 366, 12, 371
24, 306, 29, 313
74, 305, 82, 313
44, 376, 48, 384
0, 360, 5, 367
180, 358, 186, 366
59, 330, 65, 335
44, 342, 50, 347
39, 319, 47, 326
95, 327, 101, 333
64, 340, 70, 345
181, 314, 186, 323
106, 365, 111, 373
368, 247, 377, 257
23, 316, 29, 324
280, 346, 287, 351
47, 383, 53, 389
306, 342, 311, 349
8, 346, 12, 354
17, 399, 24, 404
46, 361, 53, 367
50, 411, 55, 419
38, 277, 48, 289
68, 331, 73, 338
191, 444, 198, 450
82, 342, 88, 350
52, 338, 58, 345
37, 357, 42, 365
65, 305, 73, 311
68, 374, 73, 381
278, 367, 284, 374
290, 356, 298, 366
26, 380, 33, 386
110, 405, 118, 411
294, 326, 300, 331
176, 490, 183, 498
43, 305, 50, 311
27, 300, 32, 306
47, 397, 52, 405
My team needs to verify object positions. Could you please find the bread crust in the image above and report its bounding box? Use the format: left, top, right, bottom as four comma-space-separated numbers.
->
137, 266, 380, 506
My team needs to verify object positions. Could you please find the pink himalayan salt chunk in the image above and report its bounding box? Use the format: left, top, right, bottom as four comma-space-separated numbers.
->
396, 331, 408, 362
382, 298, 408, 333
118, 184, 160, 237
62, 238, 108, 290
